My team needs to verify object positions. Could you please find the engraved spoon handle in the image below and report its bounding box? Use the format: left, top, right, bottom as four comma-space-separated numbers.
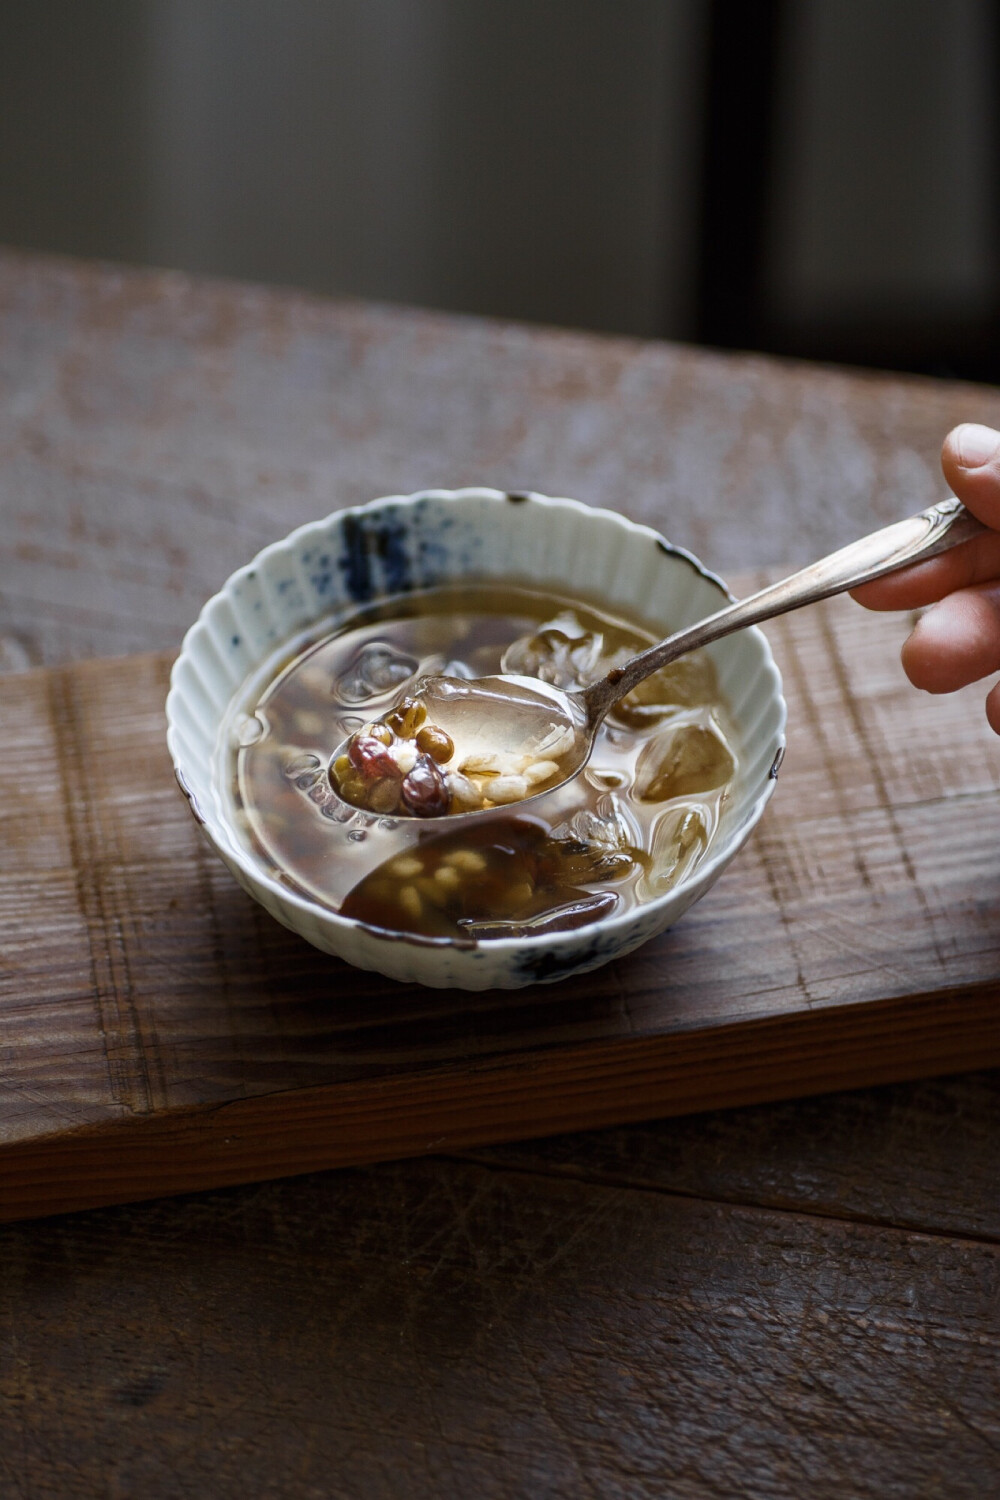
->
581, 498, 987, 725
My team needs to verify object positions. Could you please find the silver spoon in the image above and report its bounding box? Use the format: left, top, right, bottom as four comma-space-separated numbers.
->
337, 497, 986, 817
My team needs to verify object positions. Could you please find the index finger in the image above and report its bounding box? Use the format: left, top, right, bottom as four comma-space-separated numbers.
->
941, 422, 1000, 527
851, 529, 1000, 611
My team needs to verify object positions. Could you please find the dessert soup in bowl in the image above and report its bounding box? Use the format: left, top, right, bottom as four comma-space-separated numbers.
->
166, 489, 786, 989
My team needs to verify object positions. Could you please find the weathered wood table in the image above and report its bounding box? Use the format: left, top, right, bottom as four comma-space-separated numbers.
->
2, 249, 999, 1497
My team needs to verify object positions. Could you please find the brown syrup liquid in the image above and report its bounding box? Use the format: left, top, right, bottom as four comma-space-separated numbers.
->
223, 585, 738, 940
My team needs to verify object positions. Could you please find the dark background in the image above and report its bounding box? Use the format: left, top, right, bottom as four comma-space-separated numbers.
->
1, 0, 998, 379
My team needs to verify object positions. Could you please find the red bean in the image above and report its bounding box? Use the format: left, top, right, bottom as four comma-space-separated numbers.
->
347, 734, 400, 782
401, 754, 450, 817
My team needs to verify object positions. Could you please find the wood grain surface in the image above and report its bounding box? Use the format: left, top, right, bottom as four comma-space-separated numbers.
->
3, 246, 1000, 674
2, 250, 999, 1498
2, 586, 998, 1223
2, 1153, 999, 1500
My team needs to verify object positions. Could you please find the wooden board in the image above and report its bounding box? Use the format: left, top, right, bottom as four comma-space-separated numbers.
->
2, 588, 999, 1224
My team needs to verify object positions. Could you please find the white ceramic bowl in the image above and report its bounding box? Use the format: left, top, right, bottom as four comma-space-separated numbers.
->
166, 489, 786, 989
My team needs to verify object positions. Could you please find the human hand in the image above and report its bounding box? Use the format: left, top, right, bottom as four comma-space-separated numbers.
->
851, 423, 1000, 734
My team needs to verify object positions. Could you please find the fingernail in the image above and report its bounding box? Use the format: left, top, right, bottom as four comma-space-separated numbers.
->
955, 423, 1000, 468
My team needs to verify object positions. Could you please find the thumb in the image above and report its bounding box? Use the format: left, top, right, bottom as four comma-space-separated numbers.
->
941, 424, 1000, 530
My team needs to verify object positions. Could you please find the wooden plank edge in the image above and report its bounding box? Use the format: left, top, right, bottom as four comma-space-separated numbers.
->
1, 982, 997, 1223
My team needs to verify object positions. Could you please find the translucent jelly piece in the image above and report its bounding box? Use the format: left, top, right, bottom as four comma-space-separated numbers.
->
550, 796, 643, 880
610, 654, 720, 729
641, 805, 709, 896
540, 837, 635, 885
336, 642, 419, 703
635, 723, 735, 802
411, 674, 585, 780
502, 610, 605, 689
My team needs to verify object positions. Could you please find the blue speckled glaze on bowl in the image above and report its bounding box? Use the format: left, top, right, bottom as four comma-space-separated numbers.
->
166, 489, 787, 989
